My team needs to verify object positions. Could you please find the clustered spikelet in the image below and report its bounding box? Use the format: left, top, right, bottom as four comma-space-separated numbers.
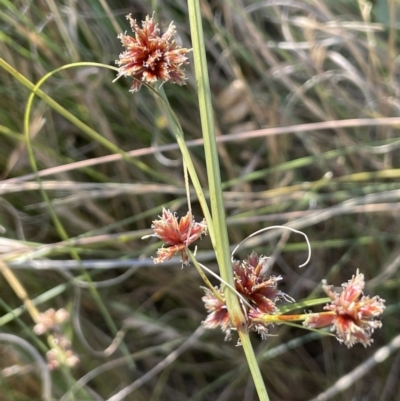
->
202, 252, 285, 339
46, 341, 79, 370
33, 308, 69, 335
303, 270, 386, 347
151, 208, 207, 263
33, 308, 79, 369
116, 14, 191, 92
234, 252, 284, 315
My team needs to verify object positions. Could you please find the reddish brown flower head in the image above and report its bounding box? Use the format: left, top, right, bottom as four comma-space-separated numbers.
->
303, 270, 385, 347
116, 14, 191, 92
234, 252, 283, 315
202, 252, 286, 338
151, 208, 207, 263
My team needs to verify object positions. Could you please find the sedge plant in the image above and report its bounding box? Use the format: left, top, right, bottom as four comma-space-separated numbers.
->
113, 7, 386, 401
0, 3, 387, 401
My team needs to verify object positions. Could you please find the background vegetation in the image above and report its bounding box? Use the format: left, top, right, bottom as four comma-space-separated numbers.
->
1, 0, 399, 400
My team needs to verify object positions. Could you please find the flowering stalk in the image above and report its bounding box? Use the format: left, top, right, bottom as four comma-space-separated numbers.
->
186, 0, 246, 333
117, 7, 268, 399
114, 14, 216, 244
186, 1, 269, 400
116, 10, 386, 401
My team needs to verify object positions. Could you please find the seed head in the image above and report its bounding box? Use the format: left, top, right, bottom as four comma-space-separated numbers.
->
151, 208, 207, 263
202, 252, 286, 338
303, 270, 385, 347
234, 252, 283, 315
116, 14, 191, 92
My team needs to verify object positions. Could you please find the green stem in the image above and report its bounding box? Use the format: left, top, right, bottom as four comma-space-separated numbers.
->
155, 85, 215, 245
238, 330, 271, 401
187, 1, 270, 400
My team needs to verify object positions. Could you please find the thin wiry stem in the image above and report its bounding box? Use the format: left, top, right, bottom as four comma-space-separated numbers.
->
231, 225, 311, 268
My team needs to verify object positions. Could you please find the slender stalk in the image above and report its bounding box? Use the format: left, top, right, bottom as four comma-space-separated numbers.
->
187, 1, 270, 400
238, 330, 271, 401
155, 85, 215, 245
187, 0, 244, 327
254, 311, 335, 323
